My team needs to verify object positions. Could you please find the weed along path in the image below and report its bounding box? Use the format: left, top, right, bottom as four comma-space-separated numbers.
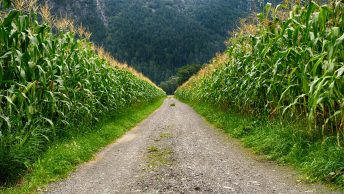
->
46, 98, 339, 194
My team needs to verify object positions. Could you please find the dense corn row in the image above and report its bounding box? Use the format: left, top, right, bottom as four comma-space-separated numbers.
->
176, 1, 343, 144
0, 9, 165, 181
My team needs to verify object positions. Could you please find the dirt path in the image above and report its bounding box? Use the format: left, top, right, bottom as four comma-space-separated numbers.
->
46, 98, 340, 193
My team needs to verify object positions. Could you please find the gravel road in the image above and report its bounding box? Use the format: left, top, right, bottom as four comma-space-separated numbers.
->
46, 97, 340, 194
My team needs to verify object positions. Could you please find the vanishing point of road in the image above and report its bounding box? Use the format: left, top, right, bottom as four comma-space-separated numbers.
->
47, 98, 339, 194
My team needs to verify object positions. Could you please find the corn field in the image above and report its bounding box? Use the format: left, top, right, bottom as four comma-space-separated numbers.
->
176, 1, 343, 145
0, 7, 165, 182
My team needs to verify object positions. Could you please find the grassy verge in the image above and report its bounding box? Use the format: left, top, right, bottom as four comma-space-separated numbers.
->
178, 98, 344, 190
1, 98, 165, 194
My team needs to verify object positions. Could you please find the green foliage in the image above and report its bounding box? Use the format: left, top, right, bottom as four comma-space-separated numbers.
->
160, 64, 201, 94
45, 0, 256, 83
1, 98, 164, 194
181, 99, 344, 188
1, 0, 11, 8
176, 64, 202, 86
176, 1, 344, 144
160, 76, 179, 95
45, 0, 106, 44
0, 9, 165, 184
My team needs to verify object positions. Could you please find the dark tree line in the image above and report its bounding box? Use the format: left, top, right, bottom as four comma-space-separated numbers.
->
44, 0, 261, 85
160, 64, 202, 94
102, 0, 252, 84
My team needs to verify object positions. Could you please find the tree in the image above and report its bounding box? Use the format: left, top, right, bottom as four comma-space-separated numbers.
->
159, 64, 202, 94
176, 64, 202, 85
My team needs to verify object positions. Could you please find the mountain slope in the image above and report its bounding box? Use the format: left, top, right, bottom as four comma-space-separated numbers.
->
45, 0, 256, 83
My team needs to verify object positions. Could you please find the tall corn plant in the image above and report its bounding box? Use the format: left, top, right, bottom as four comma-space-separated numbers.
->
0, 6, 165, 183
176, 1, 343, 145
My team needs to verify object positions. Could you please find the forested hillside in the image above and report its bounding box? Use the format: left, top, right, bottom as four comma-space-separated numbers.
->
44, 0, 260, 83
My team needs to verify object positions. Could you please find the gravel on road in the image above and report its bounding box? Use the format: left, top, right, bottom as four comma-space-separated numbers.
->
46, 97, 340, 194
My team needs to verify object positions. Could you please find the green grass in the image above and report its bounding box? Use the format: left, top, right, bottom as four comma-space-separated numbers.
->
175, 1, 344, 190
175, 1, 344, 145
147, 145, 173, 169
0, 8, 165, 183
179, 98, 344, 190
1, 98, 165, 194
